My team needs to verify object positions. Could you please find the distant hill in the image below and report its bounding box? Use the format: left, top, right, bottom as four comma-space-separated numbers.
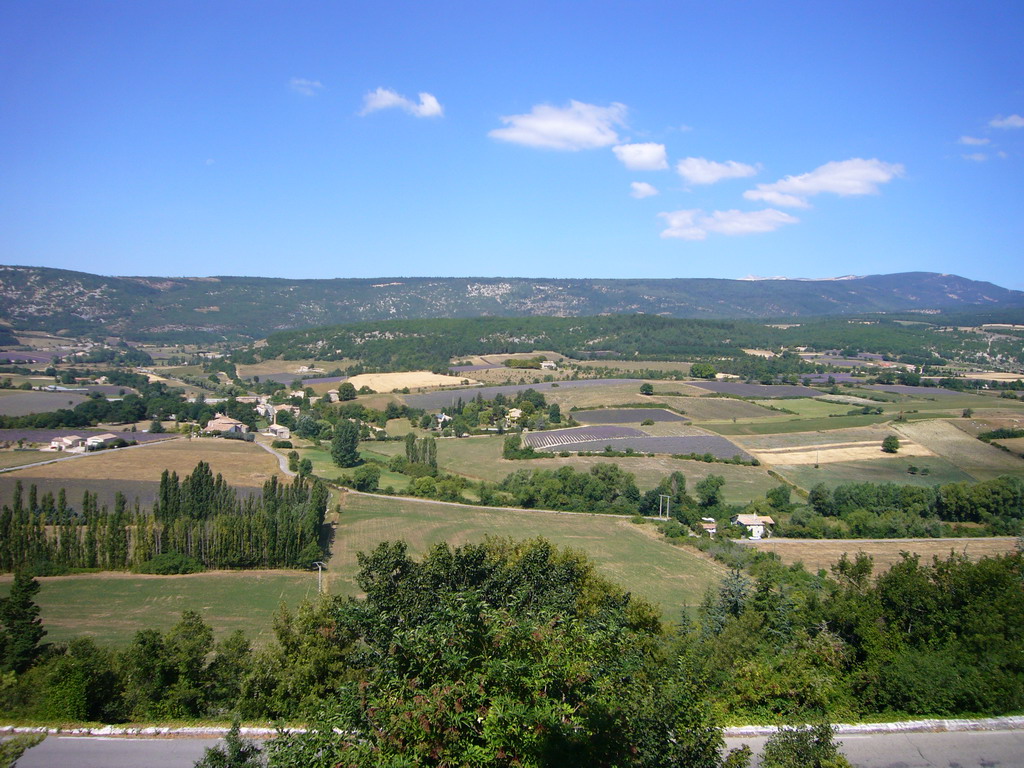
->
1, 265, 1022, 342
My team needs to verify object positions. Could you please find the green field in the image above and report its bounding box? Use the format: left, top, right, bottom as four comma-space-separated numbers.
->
0, 450, 47, 469
706, 413, 893, 435
0, 570, 318, 647
330, 492, 726, 618
772, 456, 975, 491
296, 443, 413, 491
751, 398, 852, 418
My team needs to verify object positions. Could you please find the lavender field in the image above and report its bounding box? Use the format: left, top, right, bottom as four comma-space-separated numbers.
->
523, 425, 751, 460
543, 434, 752, 460
523, 426, 646, 451
865, 384, 965, 396
687, 381, 821, 398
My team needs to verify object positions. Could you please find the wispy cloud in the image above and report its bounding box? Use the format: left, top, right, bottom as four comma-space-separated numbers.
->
489, 100, 626, 150
959, 135, 990, 146
676, 157, 758, 185
630, 182, 659, 199
359, 87, 443, 118
289, 78, 324, 96
962, 153, 988, 162
744, 158, 903, 209
613, 143, 668, 170
658, 208, 798, 240
990, 114, 1024, 129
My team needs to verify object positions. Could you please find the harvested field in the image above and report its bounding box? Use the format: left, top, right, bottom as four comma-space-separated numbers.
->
748, 438, 933, 466
994, 437, 1024, 456
0, 391, 90, 416
687, 381, 822, 398
742, 537, 1018, 575
1, 436, 280, 495
330, 492, 727, 614
403, 379, 645, 411
572, 408, 688, 424
895, 419, 1024, 480
0, 570, 316, 647
348, 371, 479, 392
661, 396, 777, 421
732, 425, 897, 451
955, 371, 1024, 382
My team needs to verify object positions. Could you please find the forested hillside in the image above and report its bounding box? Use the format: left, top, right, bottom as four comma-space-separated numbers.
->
244, 313, 1024, 372
3, 265, 1023, 341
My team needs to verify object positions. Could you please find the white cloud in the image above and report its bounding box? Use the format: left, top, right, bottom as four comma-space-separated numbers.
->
359, 87, 444, 118
676, 157, 758, 185
630, 182, 659, 199
962, 153, 988, 162
990, 114, 1024, 129
613, 143, 668, 170
658, 208, 798, 240
489, 100, 626, 150
959, 135, 990, 145
743, 158, 904, 208
289, 78, 324, 96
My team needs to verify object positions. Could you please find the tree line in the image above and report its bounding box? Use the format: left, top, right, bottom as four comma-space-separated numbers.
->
0, 462, 329, 574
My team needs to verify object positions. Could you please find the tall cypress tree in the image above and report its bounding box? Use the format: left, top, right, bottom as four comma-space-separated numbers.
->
0, 572, 46, 673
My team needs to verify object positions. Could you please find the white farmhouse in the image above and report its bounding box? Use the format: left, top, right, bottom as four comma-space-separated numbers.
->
731, 513, 775, 540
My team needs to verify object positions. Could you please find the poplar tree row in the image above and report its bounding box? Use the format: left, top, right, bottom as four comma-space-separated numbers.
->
0, 462, 328, 574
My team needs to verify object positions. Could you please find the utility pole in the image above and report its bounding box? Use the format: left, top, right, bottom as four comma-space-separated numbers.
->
313, 561, 326, 594
659, 494, 671, 520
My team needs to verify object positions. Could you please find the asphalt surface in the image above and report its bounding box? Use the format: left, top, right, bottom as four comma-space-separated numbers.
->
9, 730, 1024, 767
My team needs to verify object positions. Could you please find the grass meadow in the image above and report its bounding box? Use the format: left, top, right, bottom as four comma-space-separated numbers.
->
0, 570, 317, 647
771, 456, 975, 492
329, 492, 726, 618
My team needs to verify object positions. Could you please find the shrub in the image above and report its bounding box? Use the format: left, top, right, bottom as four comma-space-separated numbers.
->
271, 440, 293, 449
135, 552, 205, 575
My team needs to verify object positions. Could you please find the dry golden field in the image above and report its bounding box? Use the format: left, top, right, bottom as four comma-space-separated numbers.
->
744, 536, 1019, 575
347, 371, 479, 391
1, 437, 280, 488
895, 419, 1024, 480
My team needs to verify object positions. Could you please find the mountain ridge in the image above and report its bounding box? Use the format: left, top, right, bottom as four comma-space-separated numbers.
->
1, 265, 1022, 342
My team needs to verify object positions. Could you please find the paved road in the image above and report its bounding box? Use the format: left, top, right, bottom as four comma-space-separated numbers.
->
11, 730, 1024, 767
725, 730, 1024, 767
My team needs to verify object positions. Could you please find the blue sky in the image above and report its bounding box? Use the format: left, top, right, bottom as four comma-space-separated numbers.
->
2, 1, 1022, 288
